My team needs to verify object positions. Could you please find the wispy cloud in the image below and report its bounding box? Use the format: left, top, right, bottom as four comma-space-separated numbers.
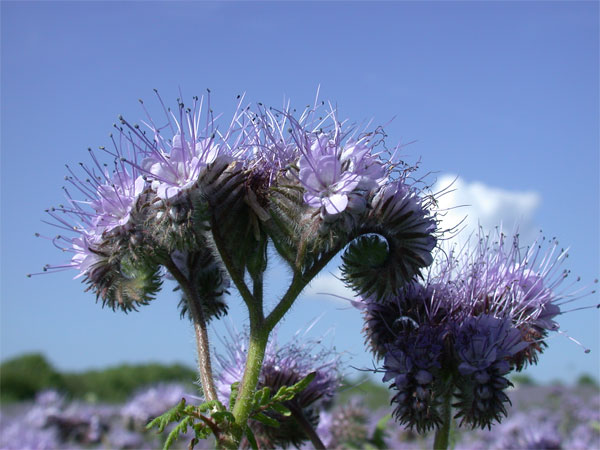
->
433, 174, 541, 246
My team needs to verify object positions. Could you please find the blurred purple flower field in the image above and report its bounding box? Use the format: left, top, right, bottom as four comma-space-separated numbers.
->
1, 381, 598, 449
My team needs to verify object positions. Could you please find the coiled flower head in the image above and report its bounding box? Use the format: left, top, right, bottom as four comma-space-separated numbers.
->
372, 229, 596, 433
382, 325, 446, 433
453, 315, 527, 429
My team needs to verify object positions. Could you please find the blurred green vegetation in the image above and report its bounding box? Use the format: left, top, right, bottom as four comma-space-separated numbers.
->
576, 373, 599, 388
2, 353, 597, 406
510, 374, 535, 386
337, 374, 391, 410
0, 353, 197, 403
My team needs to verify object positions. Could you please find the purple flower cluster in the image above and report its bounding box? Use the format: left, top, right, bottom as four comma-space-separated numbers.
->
215, 326, 340, 449
354, 230, 595, 432
39, 91, 437, 315
309, 382, 599, 450
0, 385, 206, 450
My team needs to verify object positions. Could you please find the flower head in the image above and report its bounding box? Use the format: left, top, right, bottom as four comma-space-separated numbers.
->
371, 229, 596, 432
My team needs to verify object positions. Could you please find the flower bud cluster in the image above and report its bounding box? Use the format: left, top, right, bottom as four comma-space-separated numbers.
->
42, 91, 437, 317
353, 230, 594, 432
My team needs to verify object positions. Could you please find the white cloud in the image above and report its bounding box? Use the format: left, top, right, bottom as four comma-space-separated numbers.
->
432, 174, 541, 247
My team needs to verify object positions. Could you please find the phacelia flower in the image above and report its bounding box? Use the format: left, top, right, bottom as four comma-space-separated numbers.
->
39, 140, 148, 280
297, 132, 385, 217
370, 229, 596, 433
119, 93, 250, 203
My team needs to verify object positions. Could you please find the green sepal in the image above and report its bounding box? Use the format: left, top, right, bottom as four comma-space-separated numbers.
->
177, 248, 230, 323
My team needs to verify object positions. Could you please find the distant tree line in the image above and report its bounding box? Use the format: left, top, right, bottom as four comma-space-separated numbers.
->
0, 353, 197, 403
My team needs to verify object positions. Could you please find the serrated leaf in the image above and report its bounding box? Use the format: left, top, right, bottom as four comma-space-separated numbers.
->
229, 381, 240, 410
193, 422, 212, 440
256, 386, 271, 406
197, 399, 224, 413
288, 371, 316, 396
253, 412, 280, 428
273, 384, 293, 401
164, 416, 192, 450
146, 398, 187, 432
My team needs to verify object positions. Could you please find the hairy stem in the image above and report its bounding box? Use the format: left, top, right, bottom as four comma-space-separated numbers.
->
229, 324, 270, 447
264, 271, 306, 331
164, 256, 218, 403
433, 387, 453, 450
289, 403, 326, 450
228, 272, 309, 448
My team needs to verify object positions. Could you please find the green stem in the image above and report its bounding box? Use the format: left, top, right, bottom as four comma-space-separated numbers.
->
264, 271, 305, 331
433, 388, 453, 450
164, 256, 218, 403
227, 272, 309, 448
229, 324, 270, 447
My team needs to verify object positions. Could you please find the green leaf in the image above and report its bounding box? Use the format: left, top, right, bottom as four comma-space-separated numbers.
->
255, 386, 271, 406
146, 398, 187, 432
244, 426, 259, 450
252, 412, 280, 428
197, 399, 224, 413
193, 422, 212, 440
229, 381, 240, 410
164, 416, 192, 450
290, 371, 316, 394
270, 403, 292, 417
211, 411, 236, 423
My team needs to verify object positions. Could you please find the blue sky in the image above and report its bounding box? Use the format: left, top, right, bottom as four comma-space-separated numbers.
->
1, 1, 598, 385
